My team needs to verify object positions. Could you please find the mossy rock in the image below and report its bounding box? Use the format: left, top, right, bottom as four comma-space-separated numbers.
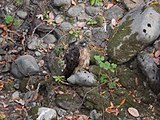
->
55, 93, 82, 111
28, 106, 39, 120
95, 15, 104, 27
116, 65, 139, 89
76, 87, 109, 111
108, 5, 160, 64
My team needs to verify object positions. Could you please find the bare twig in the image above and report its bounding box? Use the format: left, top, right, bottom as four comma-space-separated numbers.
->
78, 83, 106, 109
78, 87, 97, 109
41, 26, 56, 40
7, 29, 21, 36
22, 32, 26, 51
58, 33, 69, 42
32, 22, 44, 36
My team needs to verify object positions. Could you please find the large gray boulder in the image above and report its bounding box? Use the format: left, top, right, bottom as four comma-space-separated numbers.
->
137, 50, 160, 94
11, 55, 40, 78
107, 3, 160, 64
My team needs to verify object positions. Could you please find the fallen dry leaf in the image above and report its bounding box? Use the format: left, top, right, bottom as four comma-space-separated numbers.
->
2, 102, 8, 108
0, 23, 8, 36
153, 57, 159, 65
106, 102, 119, 116
71, 0, 76, 5
111, 18, 118, 29
36, 14, 43, 20
73, 21, 86, 28
106, 107, 119, 116
0, 80, 4, 91
15, 99, 25, 106
47, 12, 55, 24
155, 49, 160, 57
106, 3, 114, 9
12, 91, 20, 100
128, 107, 139, 117
0, 112, 6, 119
106, 98, 126, 116
38, 60, 45, 67
117, 98, 126, 108
49, 12, 54, 20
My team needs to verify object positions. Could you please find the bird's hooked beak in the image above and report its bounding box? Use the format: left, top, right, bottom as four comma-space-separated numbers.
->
78, 41, 88, 47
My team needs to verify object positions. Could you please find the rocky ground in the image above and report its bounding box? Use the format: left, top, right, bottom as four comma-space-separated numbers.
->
0, 0, 160, 120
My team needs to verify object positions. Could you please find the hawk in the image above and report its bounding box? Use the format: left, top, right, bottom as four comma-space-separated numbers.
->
63, 40, 90, 78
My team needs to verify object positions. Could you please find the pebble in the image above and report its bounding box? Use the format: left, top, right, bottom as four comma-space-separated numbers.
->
43, 34, 57, 44
90, 109, 102, 120
54, 107, 67, 116
55, 15, 64, 24
67, 4, 84, 17
60, 22, 73, 31
85, 6, 102, 16
1, 63, 10, 73
91, 27, 108, 47
37, 107, 57, 120
35, 51, 42, 56
0, 55, 2, 61
11, 55, 40, 78
53, 0, 71, 7
27, 36, 43, 50
0, 37, 3, 43
104, 5, 124, 20
16, 10, 28, 19
124, 0, 145, 9
67, 70, 97, 86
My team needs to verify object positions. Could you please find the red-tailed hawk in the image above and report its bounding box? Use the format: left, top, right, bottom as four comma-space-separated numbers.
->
63, 40, 90, 78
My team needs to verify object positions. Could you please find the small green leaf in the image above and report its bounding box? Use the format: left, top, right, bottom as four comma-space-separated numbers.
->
13, 19, 20, 26
5, 15, 14, 24
90, 0, 95, 5
100, 56, 105, 61
94, 55, 101, 62
103, 62, 110, 70
99, 62, 106, 68
111, 63, 117, 69
52, 75, 65, 83
108, 82, 116, 89
69, 31, 74, 34
110, 69, 115, 73
100, 75, 107, 83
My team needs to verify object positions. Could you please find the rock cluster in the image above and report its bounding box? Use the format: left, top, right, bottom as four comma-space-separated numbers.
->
0, 0, 160, 119
108, 3, 160, 94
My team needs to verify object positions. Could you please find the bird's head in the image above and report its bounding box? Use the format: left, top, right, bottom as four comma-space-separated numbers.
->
68, 39, 88, 48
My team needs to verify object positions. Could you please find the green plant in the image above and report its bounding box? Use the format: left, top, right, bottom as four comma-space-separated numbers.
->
54, 45, 64, 55
108, 81, 117, 89
15, 0, 23, 6
94, 55, 117, 89
69, 29, 81, 39
5, 15, 14, 24
58, 59, 65, 67
100, 74, 107, 83
94, 55, 117, 72
89, 0, 103, 6
52, 75, 65, 83
4, 15, 20, 26
100, 74, 117, 89
86, 18, 97, 25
